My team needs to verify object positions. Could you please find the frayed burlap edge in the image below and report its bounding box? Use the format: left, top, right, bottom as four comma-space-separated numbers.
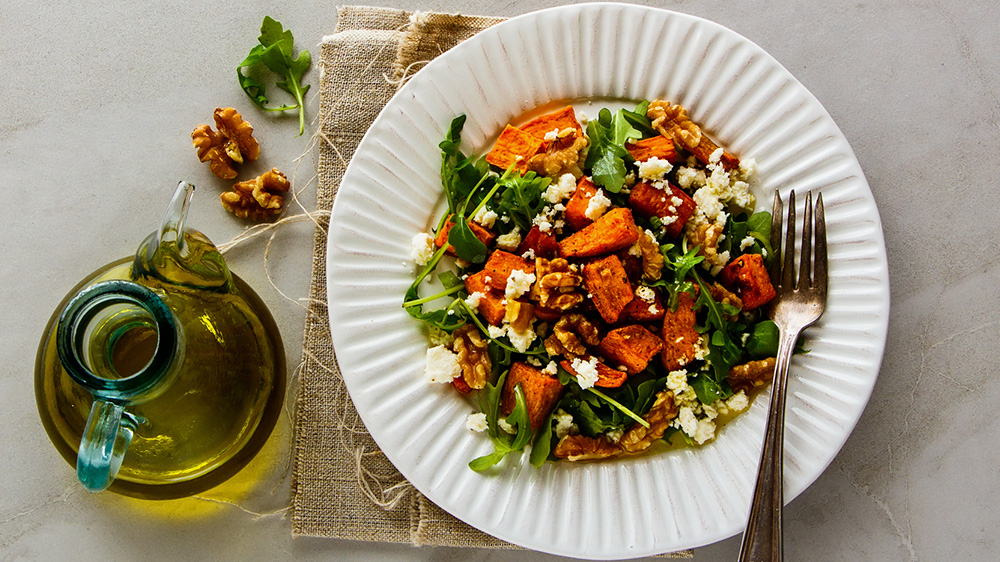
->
291, 4, 691, 557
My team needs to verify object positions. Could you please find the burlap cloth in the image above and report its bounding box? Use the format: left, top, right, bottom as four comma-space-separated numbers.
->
291, 5, 690, 557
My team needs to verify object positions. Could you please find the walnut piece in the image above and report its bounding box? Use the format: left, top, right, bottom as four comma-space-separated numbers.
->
544, 313, 599, 358
634, 228, 664, 281
553, 434, 622, 461
618, 390, 678, 454
530, 257, 584, 311
220, 168, 290, 221
554, 390, 679, 461
525, 129, 589, 178
647, 100, 702, 151
728, 357, 777, 393
453, 324, 491, 390
708, 282, 743, 320
689, 223, 723, 267
191, 107, 261, 180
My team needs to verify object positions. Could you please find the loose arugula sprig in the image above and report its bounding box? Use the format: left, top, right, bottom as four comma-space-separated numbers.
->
238, 16, 311, 135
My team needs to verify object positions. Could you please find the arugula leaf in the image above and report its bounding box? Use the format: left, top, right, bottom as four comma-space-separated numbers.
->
747, 320, 780, 358
470, 382, 533, 472
401, 245, 467, 331
689, 373, 733, 404
724, 211, 774, 260
620, 100, 657, 138
495, 169, 551, 231
237, 16, 311, 135
529, 412, 556, 468
584, 108, 641, 193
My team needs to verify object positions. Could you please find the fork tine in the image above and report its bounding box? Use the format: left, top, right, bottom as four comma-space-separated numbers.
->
813, 193, 828, 295
781, 190, 797, 290
798, 192, 814, 289
768, 191, 783, 286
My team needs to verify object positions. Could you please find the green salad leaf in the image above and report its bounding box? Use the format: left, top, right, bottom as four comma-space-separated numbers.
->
495, 169, 551, 231
584, 108, 641, 193
237, 16, 311, 135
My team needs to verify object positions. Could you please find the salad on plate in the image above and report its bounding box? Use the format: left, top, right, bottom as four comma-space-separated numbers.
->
403, 100, 781, 471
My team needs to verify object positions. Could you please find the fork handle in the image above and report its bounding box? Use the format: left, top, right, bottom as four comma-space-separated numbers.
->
737, 327, 800, 562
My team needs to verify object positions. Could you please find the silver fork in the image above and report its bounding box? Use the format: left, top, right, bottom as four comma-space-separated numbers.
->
737, 190, 828, 562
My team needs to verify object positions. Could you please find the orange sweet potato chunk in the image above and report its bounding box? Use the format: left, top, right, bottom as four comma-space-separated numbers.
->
720, 253, 776, 310
619, 292, 666, 323
564, 176, 599, 231
519, 105, 583, 139
661, 290, 700, 371
434, 215, 496, 255
597, 325, 665, 375
501, 362, 565, 430
626, 135, 679, 163
559, 207, 640, 258
628, 181, 695, 239
482, 250, 535, 292
464, 271, 506, 326
582, 254, 634, 324
485, 125, 545, 171
515, 225, 560, 259
559, 358, 628, 388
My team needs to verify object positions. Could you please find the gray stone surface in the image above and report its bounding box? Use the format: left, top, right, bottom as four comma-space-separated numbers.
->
2, 1, 996, 560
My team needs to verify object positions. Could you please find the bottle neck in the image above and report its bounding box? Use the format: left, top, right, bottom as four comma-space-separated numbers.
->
56, 280, 180, 403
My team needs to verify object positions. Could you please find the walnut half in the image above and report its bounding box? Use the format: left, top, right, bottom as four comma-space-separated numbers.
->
220, 168, 290, 221
453, 324, 491, 390
192, 107, 261, 179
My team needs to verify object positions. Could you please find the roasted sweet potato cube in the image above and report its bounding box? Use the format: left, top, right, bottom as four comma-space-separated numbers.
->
582, 255, 634, 324
558, 357, 628, 388
626, 135, 679, 163
485, 125, 545, 171
519, 105, 583, 139
597, 325, 664, 375
482, 250, 536, 292
434, 215, 496, 255
720, 253, 776, 310
564, 176, 599, 231
619, 293, 666, 323
464, 271, 506, 326
515, 225, 560, 259
501, 362, 565, 430
615, 249, 644, 285
559, 207, 640, 258
661, 290, 700, 371
628, 181, 695, 239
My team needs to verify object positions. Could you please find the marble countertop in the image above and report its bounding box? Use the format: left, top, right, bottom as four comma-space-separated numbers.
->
3, 1, 996, 560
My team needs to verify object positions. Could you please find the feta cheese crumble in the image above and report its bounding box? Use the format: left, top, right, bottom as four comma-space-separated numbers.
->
424, 345, 461, 383
638, 156, 673, 182
410, 232, 435, 266
465, 412, 488, 432
584, 189, 612, 220
473, 206, 498, 228
636, 285, 656, 303
495, 227, 522, 251
504, 269, 536, 299
543, 173, 577, 203
571, 356, 600, 389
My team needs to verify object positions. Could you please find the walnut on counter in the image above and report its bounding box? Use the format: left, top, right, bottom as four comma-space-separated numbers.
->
220, 168, 289, 221
191, 107, 261, 180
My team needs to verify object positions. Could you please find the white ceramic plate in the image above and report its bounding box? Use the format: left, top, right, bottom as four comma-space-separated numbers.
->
327, 3, 889, 558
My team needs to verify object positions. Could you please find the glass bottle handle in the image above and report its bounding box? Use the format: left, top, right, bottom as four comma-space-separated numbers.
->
77, 399, 137, 492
